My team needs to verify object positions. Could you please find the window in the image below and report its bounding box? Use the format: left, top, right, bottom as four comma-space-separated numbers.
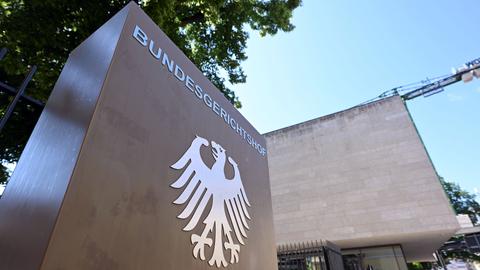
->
342, 245, 408, 270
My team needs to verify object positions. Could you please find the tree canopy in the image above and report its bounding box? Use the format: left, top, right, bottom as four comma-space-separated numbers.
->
0, 0, 300, 105
439, 177, 480, 263
0, 0, 301, 184
440, 177, 480, 225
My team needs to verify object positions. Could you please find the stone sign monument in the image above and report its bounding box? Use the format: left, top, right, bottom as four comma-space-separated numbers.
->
0, 2, 276, 269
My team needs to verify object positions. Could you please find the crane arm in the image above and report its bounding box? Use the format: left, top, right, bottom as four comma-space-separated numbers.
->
401, 64, 477, 100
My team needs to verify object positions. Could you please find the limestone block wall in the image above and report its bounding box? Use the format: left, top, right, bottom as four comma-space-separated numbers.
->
265, 96, 459, 261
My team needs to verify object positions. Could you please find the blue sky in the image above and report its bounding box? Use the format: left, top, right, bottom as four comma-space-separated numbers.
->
235, 0, 480, 195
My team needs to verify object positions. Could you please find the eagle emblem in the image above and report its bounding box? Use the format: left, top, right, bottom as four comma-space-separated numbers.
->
170, 135, 251, 267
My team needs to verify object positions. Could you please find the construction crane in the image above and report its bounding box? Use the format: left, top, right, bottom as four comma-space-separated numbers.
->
402, 58, 480, 100
365, 57, 480, 103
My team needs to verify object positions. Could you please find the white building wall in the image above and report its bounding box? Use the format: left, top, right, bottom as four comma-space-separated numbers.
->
266, 96, 459, 261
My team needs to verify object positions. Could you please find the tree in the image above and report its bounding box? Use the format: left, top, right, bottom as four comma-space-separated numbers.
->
407, 262, 435, 270
439, 177, 480, 264
0, 93, 41, 185
440, 177, 480, 225
440, 238, 480, 263
0, 0, 301, 184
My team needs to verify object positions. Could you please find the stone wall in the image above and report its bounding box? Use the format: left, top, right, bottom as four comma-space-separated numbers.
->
265, 96, 459, 261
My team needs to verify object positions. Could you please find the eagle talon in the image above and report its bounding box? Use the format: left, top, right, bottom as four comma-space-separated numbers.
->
225, 241, 240, 264
192, 234, 213, 260
209, 254, 228, 267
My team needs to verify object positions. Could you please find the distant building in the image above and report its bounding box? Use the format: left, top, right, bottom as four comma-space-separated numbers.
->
457, 214, 475, 229
266, 96, 460, 270
446, 260, 473, 270
442, 215, 480, 270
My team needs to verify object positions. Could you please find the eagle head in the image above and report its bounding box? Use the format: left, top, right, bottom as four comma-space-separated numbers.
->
211, 141, 226, 161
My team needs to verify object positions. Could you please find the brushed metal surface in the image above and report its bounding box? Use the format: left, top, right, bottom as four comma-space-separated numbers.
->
0, 5, 130, 270
0, 2, 276, 269
40, 4, 277, 270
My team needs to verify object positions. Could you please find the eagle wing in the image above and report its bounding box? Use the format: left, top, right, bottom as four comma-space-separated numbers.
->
171, 136, 251, 245
170, 135, 212, 231
223, 156, 251, 245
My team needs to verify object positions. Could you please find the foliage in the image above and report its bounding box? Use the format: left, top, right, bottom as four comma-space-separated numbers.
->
0, 0, 301, 184
439, 177, 480, 264
0, 0, 300, 105
0, 164, 9, 185
440, 177, 480, 225
407, 262, 435, 270
0, 89, 41, 185
439, 239, 480, 263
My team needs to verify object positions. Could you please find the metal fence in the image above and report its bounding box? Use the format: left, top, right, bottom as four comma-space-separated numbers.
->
441, 231, 480, 255
277, 240, 345, 270
0, 48, 39, 133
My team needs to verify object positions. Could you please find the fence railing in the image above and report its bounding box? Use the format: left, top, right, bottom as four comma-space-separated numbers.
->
277, 240, 345, 270
0, 48, 44, 133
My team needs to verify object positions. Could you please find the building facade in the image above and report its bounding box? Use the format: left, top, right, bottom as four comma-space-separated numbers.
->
266, 96, 460, 268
